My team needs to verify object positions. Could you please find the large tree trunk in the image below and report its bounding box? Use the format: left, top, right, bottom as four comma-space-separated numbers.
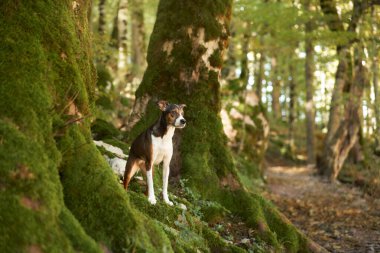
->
304, 0, 315, 166
320, 47, 368, 180
131, 0, 147, 79
0, 1, 171, 252
127, 0, 321, 251
222, 21, 237, 80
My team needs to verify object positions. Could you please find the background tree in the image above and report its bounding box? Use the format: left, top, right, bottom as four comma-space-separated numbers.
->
318, 0, 378, 180
304, 0, 316, 166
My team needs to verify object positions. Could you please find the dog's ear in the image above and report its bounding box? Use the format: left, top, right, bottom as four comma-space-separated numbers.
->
178, 104, 186, 109
157, 100, 169, 111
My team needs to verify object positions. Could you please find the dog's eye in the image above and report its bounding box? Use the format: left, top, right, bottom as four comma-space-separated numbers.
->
170, 112, 176, 117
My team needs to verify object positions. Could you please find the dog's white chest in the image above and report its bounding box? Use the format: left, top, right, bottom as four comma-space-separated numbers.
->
151, 127, 175, 165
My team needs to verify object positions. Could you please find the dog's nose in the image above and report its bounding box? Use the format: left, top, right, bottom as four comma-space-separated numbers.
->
180, 119, 186, 125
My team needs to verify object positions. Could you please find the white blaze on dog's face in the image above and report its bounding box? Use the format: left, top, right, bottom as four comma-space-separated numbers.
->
158, 101, 186, 128
174, 104, 186, 128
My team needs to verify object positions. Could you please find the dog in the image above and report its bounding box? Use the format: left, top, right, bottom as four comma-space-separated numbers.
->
123, 100, 186, 205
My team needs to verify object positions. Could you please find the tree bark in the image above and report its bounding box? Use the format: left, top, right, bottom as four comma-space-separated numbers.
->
116, 0, 129, 83
98, 0, 107, 35
304, 0, 315, 166
371, 7, 380, 154
0, 1, 171, 252
271, 55, 281, 120
288, 61, 296, 155
238, 32, 250, 154
131, 0, 147, 79
127, 0, 320, 251
319, 0, 368, 177
222, 21, 237, 80
320, 46, 368, 180
255, 45, 265, 101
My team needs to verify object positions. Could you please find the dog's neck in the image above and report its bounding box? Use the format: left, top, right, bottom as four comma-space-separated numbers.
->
152, 114, 175, 138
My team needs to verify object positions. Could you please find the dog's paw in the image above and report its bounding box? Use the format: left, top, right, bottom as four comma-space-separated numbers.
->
148, 197, 157, 205
164, 200, 174, 206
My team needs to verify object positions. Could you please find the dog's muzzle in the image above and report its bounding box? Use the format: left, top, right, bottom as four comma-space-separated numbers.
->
175, 117, 186, 128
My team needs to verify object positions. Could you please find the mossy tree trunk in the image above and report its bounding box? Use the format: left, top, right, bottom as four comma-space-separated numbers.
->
129, 0, 236, 190
0, 1, 172, 252
127, 0, 324, 251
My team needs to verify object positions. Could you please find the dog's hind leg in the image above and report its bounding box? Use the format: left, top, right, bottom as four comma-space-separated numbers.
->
123, 157, 139, 190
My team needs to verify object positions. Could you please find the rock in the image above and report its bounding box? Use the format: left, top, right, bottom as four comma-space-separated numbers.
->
178, 203, 187, 211
107, 157, 127, 177
240, 238, 250, 244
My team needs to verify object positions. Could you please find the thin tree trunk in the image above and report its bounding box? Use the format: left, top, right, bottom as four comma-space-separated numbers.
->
288, 61, 296, 155
98, 0, 106, 35
116, 0, 129, 83
304, 0, 315, 166
131, 0, 146, 79
271, 55, 281, 120
255, 46, 265, 101
238, 32, 250, 154
372, 7, 380, 154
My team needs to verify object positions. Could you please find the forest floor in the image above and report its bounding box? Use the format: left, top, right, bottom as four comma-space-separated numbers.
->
262, 158, 380, 253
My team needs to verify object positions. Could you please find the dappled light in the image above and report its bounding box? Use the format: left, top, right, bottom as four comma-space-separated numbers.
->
1, 0, 380, 252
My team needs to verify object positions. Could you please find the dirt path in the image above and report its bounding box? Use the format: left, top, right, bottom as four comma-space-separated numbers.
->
262, 163, 380, 253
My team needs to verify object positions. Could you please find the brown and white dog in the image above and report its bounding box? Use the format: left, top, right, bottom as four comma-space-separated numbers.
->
123, 100, 186, 205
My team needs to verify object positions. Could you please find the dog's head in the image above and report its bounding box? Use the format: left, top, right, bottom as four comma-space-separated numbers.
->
157, 100, 186, 128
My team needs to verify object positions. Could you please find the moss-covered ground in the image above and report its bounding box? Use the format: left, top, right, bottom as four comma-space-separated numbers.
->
97, 123, 320, 252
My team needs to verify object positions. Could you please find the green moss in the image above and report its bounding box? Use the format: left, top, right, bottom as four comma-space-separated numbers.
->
91, 119, 121, 140
0, 1, 177, 252
0, 120, 99, 253
96, 65, 112, 91
209, 49, 223, 68
59, 207, 102, 253
95, 95, 114, 110
58, 125, 173, 252
0, 1, 103, 251
128, 191, 246, 253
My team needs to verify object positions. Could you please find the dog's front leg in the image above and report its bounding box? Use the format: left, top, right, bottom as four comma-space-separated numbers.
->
146, 163, 157, 205
162, 156, 173, 206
